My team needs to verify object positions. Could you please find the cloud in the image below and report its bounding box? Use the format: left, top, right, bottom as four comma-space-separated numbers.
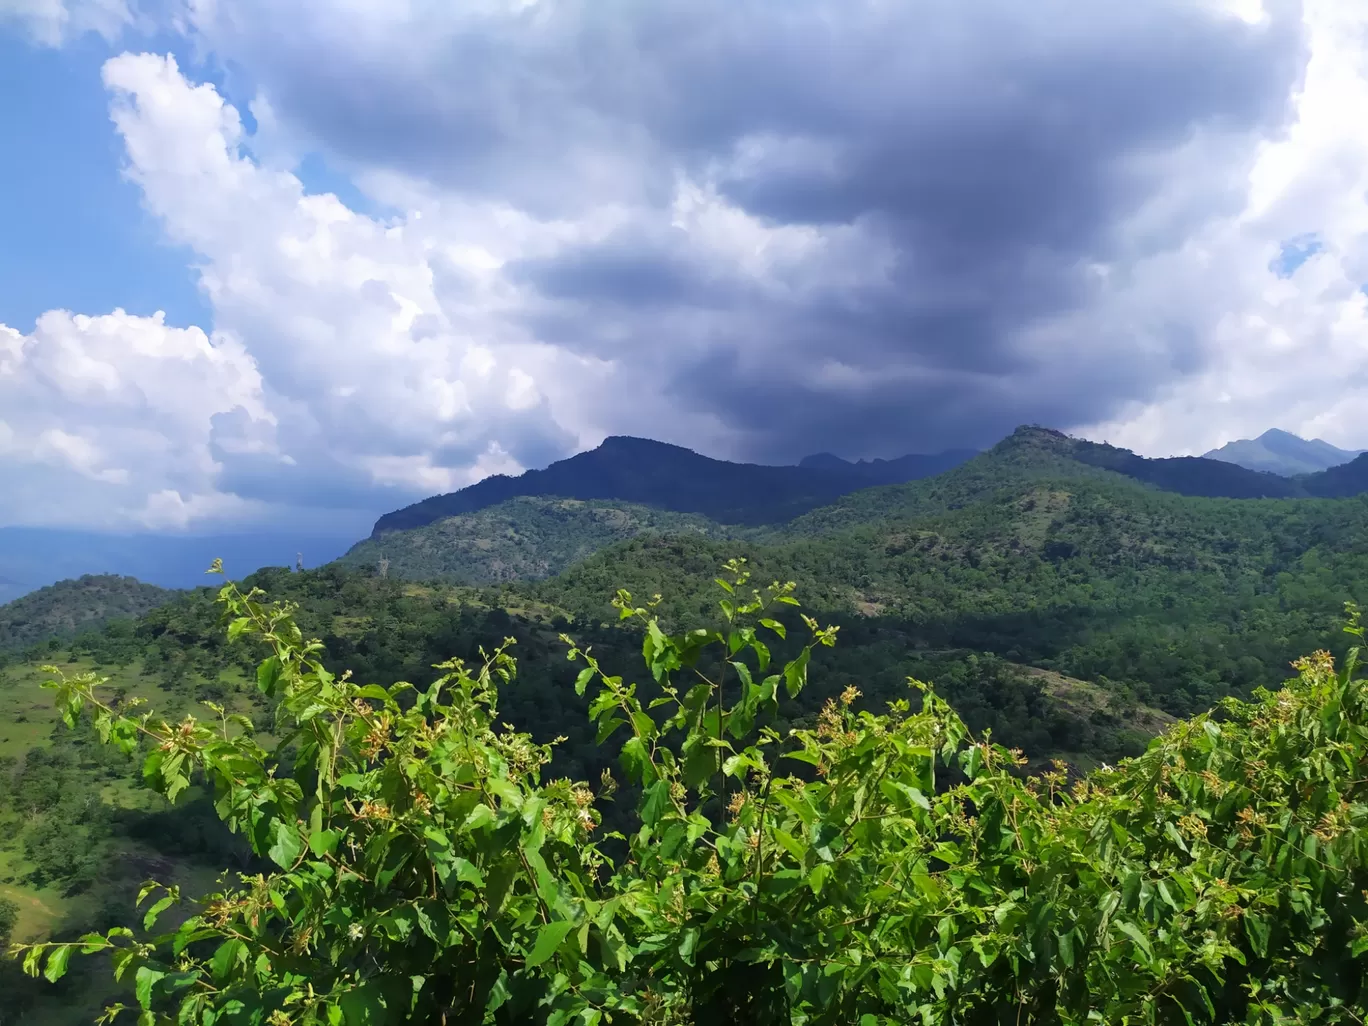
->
1080, 0, 1368, 454
172, 0, 1310, 461
10, 0, 1368, 534
99, 52, 580, 509
0, 0, 131, 45
0, 307, 269, 528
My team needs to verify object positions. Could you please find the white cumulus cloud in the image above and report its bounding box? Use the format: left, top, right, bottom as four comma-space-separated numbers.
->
95, 52, 596, 516
1079, 0, 1368, 455
0, 308, 269, 528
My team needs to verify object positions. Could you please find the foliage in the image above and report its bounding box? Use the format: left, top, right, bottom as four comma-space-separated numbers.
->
22, 561, 1157, 785
1303, 452, 1368, 498
12, 561, 1368, 1023
538, 474, 1368, 717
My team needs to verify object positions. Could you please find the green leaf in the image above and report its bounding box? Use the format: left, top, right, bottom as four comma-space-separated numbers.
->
630, 709, 659, 741
1116, 921, 1153, 962
620, 736, 653, 783
641, 780, 671, 827
256, 656, 284, 695
759, 617, 787, 640
351, 684, 388, 702
807, 862, 832, 895
485, 970, 511, 1013
783, 648, 810, 698
339, 983, 388, 1025
309, 829, 341, 858
682, 739, 716, 791
135, 966, 166, 1008
1244, 912, 1271, 957
462, 804, 496, 831
268, 822, 304, 869
453, 858, 484, 887
750, 637, 771, 671
574, 667, 594, 696
79, 932, 110, 954
1057, 929, 1076, 968
525, 919, 576, 968
44, 946, 72, 983
143, 895, 176, 931
211, 939, 245, 981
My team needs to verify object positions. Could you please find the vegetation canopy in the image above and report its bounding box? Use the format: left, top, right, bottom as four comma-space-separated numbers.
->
10, 559, 1368, 1024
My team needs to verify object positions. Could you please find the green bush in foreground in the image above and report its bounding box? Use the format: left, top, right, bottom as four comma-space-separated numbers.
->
10, 559, 1368, 1024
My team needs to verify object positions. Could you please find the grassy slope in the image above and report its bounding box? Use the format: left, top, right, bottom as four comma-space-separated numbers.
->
0, 656, 259, 935
0, 645, 271, 1024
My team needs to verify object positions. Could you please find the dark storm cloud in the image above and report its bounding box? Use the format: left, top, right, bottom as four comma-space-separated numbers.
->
506, 232, 748, 310
193, 0, 1309, 461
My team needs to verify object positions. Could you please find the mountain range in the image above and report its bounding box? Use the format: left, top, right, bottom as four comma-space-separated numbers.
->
1202, 427, 1364, 476
351, 426, 1368, 585
12, 423, 1368, 718
5, 422, 1368, 1023
371, 427, 1368, 545
5, 425, 1368, 611
371, 437, 979, 536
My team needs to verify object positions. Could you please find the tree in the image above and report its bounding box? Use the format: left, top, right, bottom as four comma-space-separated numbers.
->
0, 897, 16, 950
12, 562, 1368, 1023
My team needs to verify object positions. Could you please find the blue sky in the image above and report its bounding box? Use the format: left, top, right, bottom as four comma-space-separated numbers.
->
0, 0, 1366, 546
0, 31, 208, 330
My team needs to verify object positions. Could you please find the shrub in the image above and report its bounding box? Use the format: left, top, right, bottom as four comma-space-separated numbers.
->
11, 561, 1368, 1023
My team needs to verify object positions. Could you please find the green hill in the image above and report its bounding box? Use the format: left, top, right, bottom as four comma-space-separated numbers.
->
339, 497, 736, 584
534, 434, 1368, 718
354, 426, 1368, 591
0, 575, 177, 656
320, 423, 1368, 725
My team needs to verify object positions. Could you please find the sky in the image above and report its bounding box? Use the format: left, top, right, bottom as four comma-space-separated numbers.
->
1, 0, 1368, 537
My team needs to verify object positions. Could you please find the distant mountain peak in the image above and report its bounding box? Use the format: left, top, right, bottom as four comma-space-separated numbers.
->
596, 435, 694, 454
1203, 429, 1363, 477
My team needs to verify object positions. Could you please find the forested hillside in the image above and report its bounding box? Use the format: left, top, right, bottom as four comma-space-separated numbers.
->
341, 497, 735, 584
0, 575, 176, 657
352, 426, 1368, 723
359, 426, 1368, 592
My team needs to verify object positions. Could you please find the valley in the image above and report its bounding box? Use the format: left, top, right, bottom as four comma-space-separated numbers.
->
4, 423, 1368, 1022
